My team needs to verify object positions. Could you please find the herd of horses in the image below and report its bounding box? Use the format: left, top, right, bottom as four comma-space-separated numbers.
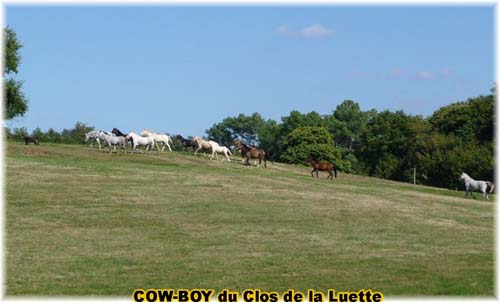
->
81, 128, 339, 179
82, 128, 276, 167
22, 129, 494, 198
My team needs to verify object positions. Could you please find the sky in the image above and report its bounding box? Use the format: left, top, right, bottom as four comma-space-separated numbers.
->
4, 5, 495, 137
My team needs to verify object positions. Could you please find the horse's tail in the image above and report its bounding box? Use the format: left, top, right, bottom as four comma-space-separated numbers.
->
487, 181, 495, 194
333, 164, 338, 178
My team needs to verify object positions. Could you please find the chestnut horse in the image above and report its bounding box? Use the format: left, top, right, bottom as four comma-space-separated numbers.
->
234, 139, 270, 168
305, 154, 337, 180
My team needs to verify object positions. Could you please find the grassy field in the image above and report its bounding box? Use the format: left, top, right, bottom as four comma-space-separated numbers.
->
6, 142, 494, 297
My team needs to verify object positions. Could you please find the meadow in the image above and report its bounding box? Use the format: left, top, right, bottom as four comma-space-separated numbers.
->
5, 142, 494, 297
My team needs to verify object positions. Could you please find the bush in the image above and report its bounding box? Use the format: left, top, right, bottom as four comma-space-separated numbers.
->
280, 126, 343, 168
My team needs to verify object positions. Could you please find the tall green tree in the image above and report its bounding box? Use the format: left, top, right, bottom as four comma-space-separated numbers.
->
328, 100, 367, 150
357, 110, 421, 180
280, 126, 342, 167
4, 27, 28, 120
429, 93, 494, 143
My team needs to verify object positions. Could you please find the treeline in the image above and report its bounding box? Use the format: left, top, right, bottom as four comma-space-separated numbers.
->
6, 90, 494, 190
6, 122, 94, 145
205, 90, 494, 189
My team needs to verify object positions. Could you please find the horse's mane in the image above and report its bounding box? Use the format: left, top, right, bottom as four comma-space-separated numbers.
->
112, 128, 127, 136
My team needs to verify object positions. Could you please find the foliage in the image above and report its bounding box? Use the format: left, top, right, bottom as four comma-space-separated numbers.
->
357, 110, 415, 179
416, 134, 494, 189
429, 94, 494, 143
205, 113, 266, 147
328, 100, 368, 150
4, 27, 28, 120
280, 126, 342, 167
4, 27, 21, 74
6, 122, 94, 144
11, 127, 28, 141
5, 78, 28, 120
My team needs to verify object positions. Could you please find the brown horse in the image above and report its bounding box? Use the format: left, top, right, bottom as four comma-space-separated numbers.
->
305, 154, 337, 180
234, 139, 269, 168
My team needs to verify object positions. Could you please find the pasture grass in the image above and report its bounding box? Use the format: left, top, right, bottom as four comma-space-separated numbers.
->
6, 143, 494, 297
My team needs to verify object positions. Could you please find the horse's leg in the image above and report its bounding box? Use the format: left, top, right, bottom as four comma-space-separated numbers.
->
97, 138, 101, 149
166, 142, 172, 152
316, 170, 319, 178
311, 169, 315, 178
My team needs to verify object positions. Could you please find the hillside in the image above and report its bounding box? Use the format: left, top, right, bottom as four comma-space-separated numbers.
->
5, 143, 494, 296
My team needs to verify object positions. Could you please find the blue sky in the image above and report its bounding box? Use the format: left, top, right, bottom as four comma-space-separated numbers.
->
5, 5, 494, 136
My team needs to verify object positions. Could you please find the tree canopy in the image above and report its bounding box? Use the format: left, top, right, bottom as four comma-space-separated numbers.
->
4, 27, 28, 120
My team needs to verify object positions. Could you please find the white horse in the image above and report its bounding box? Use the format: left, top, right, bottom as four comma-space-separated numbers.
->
193, 136, 213, 156
85, 130, 104, 149
459, 172, 495, 200
140, 129, 172, 152
97, 132, 127, 153
126, 132, 157, 154
209, 142, 232, 162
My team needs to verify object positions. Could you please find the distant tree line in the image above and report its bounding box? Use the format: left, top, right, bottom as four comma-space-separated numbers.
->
205, 90, 494, 190
6, 122, 94, 145
6, 90, 493, 190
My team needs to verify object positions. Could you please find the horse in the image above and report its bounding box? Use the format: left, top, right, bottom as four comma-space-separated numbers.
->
111, 128, 127, 137
305, 154, 337, 180
126, 132, 157, 154
193, 136, 214, 156
209, 142, 232, 162
97, 132, 127, 153
233, 139, 269, 168
141, 129, 172, 152
459, 172, 494, 200
175, 135, 197, 151
23, 136, 39, 145
84, 130, 112, 149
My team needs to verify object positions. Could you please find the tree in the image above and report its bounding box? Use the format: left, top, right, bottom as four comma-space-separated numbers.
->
12, 127, 28, 141
31, 127, 46, 142
429, 93, 494, 144
4, 27, 28, 120
357, 110, 421, 180
328, 100, 367, 150
72, 122, 94, 144
280, 126, 342, 168
205, 113, 266, 147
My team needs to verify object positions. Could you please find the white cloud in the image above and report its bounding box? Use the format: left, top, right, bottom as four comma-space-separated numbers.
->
300, 24, 335, 37
440, 68, 450, 76
274, 24, 335, 38
274, 25, 290, 36
416, 71, 433, 79
390, 69, 404, 77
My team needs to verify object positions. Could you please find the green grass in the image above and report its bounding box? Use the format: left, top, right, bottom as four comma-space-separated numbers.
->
6, 143, 494, 297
